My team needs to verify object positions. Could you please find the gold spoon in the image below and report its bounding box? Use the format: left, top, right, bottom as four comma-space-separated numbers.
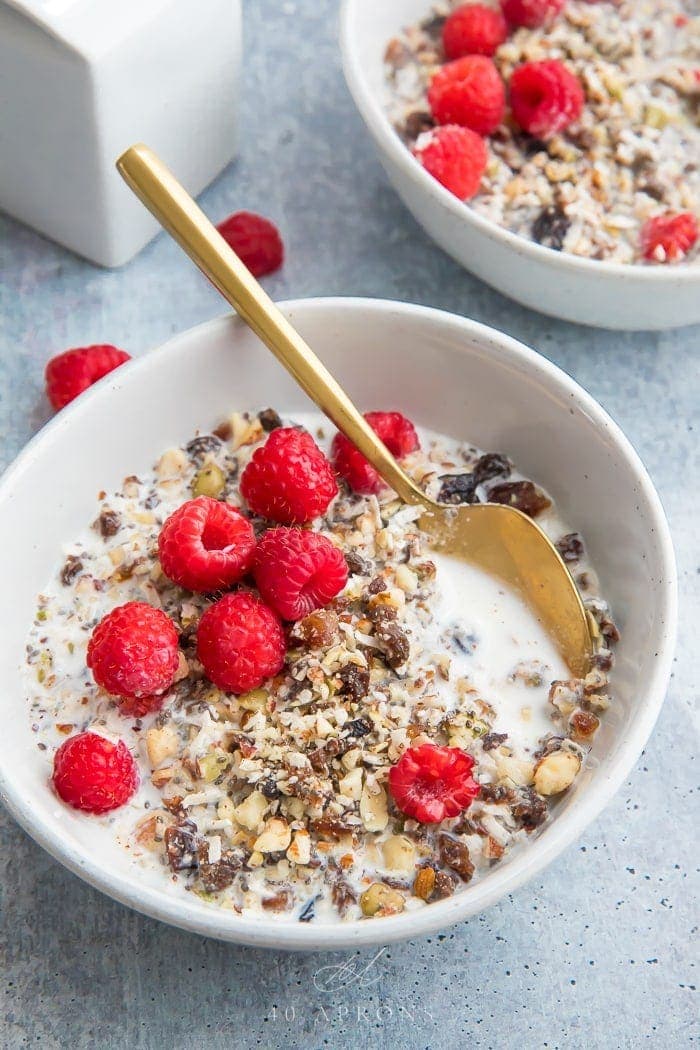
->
117, 144, 593, 676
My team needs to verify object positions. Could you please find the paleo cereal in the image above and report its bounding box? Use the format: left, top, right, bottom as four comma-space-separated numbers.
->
25, 409, 618, 923
385, 0, 700, 264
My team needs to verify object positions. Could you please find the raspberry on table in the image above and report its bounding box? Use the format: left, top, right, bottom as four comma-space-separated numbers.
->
240, 427, 338, 524
158, 496, 256, 593
45, 345, 131, 411
501, 0, 564, 28
216, 211, 284, 277
87, 601, 180, 702
388, 743, 480, 823
428, 55, 506, 136
443, 4, 508, 59
509, 59, 584, 139
331, 411, 420, 495
413, 124, 488, 200
253, 527, 348, 621
196, 591, 286, 694
640, 212, 699, 263
52, 732, 139, 814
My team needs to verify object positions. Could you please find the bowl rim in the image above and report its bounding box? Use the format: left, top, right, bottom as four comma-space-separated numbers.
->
0, 298, 678, 950
339, 0, 700, 286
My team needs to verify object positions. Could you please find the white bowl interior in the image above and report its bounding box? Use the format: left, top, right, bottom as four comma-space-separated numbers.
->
0, 300, 675, 948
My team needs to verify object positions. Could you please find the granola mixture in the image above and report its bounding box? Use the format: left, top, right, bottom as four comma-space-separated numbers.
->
25, 409, 618, 922
385, 0, 700, 263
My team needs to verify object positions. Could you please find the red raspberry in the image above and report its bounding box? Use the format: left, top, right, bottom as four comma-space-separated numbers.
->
253, 527, 348, 621
87, 602, 180, 702
196, 592, 286, 694
388, 743, 480, 824
52, 732, 139, 814
428, 55, 506, 136
443, 4, 508, 59
45, 345, 131, 411
240, 427, 338, 524
501, 0, 564, 28
331, 411, 420, 496
640, 212, 699, 263
413, 125, 488, 199
158, 496, 256, 593
216, 211, 284, 277
510, 59, 584, 138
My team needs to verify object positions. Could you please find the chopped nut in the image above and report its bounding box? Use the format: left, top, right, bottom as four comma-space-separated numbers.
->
254, 817, 292, 854
232, 791, 269, 831
534, 750, 581, 796
156, 447, 188, 479
287, 830, 311, 866
146, 724, 179, 768
359, 782, 389, 832
382, 835, 416, 873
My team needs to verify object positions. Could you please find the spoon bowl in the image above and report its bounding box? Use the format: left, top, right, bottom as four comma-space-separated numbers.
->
116, 143, 593, 676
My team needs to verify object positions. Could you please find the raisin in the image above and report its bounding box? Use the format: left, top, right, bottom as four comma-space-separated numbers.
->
438, 833, 475, 882
482, 732, 508, 751
367, 604, 398, 626
487, 480, 551, 517
345, 551, 373, 576
367, 576, 387, 595
593, 648, 614, 672
260, 776, 281, 800
290, 609, 339, 649
97, 510, 121, 537
478, 783, 515, 804
422, 13, 446, 36
532, 206, 570, 251
437, 473, 478, 505
473, 453, 511, 485
511, 788, 548, 831
213, 420, 232, 441
555, 532, 584, 563
186, 435, 223, 464
345, 717, 372, 738
258, 408, 283, 432
60, 555, 83, 586
404, 110, 435, 139
337, 664, 370, 702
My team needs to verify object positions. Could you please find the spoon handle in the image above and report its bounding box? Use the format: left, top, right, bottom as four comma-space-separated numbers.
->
117, 144, 423, 507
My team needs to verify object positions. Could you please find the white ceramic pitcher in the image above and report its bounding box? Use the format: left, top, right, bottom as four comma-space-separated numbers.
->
0, 0, 242, 267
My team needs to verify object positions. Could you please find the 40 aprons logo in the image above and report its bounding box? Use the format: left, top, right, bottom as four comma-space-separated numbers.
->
268, 949, 434, 1027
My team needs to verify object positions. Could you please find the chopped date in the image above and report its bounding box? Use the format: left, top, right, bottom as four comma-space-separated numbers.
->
432, 870, 456, 899
345, 550, 373, 577
258, 407, 283, 432
199, 857, 242, 893
437, 833, 475, 882
375, 620, 410, 669
327, 858, 357, 916
404, 110, 435, 139
309, 738, 341, 772
422, 13, 446, 36
366, 603, 398, 627
477, 783, 515, 805
367, 576, 387, 595
569, 709, 600, 739
60, 555, 83, 586
532, 206, 570, 251
473, 453, 511, 485
213, 420, 232, 441
164, 821, 200, 872
186, 434, 224, 464
487, 480, 551, 517
511, 788, 548, 831
481, 732, 508, 752
337, 664, 370, 702
437, 473, 478, 505
262, 889, 293, 912
312, 816, 355, 840
593, 648, 614, 672
555, 532, 585, 563
96, 509, 121, 537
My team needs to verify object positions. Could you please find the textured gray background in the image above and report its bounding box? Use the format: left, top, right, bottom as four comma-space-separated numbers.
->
0, 2, 698, 1047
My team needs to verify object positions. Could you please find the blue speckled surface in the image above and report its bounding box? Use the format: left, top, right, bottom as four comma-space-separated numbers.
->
0, 2, 698, 1046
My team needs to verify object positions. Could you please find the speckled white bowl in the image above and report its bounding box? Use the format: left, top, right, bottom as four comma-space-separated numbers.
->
340, 0, 700, 330
0, 299, 676, 949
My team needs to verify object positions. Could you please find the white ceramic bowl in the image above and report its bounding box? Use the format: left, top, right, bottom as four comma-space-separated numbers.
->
0, 299, 676, 949
340, 0, 700, 330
